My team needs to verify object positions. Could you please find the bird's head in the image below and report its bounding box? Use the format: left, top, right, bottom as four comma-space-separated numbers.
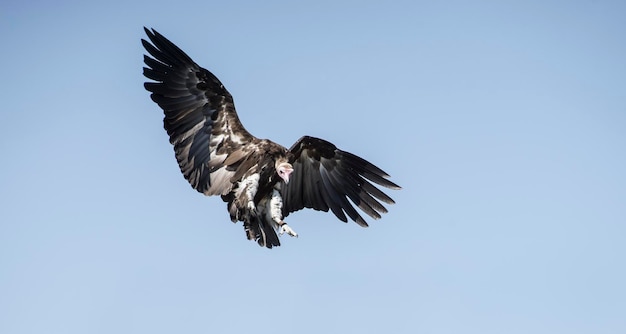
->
275, 160, 294, 184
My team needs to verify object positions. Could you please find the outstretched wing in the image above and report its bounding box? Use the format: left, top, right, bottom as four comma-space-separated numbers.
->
142, 27, 255, 195
280, 136, 401, 227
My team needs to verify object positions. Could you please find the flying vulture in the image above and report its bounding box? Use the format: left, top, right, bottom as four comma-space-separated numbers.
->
141, 28, 401, 248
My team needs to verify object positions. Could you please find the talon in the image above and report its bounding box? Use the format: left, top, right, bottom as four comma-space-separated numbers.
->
279, 223, 298, 238
247, 201, 257, 214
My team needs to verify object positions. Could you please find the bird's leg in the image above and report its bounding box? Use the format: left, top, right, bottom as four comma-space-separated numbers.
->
269, 189, 298, 238
238, 174, 260, 215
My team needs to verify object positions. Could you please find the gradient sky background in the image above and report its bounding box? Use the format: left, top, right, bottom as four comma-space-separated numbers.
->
1, 1, 625, 333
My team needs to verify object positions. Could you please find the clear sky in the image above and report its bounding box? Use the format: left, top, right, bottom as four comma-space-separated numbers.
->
1, 1, 625, 333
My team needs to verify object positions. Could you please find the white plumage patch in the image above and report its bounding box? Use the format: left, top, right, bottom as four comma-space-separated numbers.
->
235, 173, 260, 210
269, 189, 283, 224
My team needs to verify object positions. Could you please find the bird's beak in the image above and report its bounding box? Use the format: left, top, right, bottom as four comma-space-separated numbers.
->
281, 168, 293, 184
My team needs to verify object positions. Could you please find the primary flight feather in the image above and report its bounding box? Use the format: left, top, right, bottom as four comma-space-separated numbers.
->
142, 27, 401, 248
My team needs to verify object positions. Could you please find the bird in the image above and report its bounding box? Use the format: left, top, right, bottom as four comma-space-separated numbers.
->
141, 27, 401, 248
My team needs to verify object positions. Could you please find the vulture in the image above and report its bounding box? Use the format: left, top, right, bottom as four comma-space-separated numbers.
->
141, 28, 401, 248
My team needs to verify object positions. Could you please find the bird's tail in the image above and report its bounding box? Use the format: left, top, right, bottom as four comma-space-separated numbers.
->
243, 214, 280, 248
222, 193, 281, 248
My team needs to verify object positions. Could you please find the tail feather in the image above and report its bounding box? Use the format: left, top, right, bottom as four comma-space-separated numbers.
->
223, 193, 280, 248
244, 215, 280, 248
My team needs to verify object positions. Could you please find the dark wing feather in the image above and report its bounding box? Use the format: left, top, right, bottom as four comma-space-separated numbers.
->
142, 28, 254, 195
280, 136, 401, 227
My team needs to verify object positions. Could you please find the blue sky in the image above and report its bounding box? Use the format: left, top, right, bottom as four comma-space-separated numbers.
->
1, 1, 625, 333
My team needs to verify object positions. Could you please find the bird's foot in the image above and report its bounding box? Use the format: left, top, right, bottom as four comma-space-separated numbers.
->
246, 201, 257, 215
279, 222, 298, 238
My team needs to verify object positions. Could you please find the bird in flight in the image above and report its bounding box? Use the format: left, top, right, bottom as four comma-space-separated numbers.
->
142, 27, 401, 248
